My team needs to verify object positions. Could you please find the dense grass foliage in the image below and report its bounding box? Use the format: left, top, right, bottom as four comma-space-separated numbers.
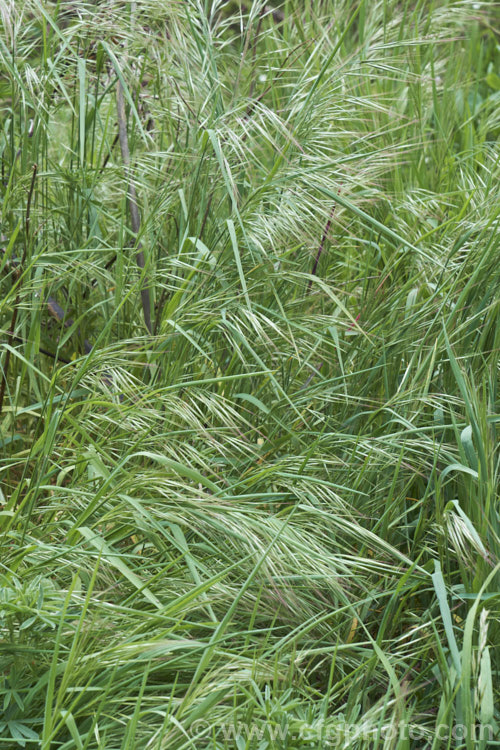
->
1, 1, 499, 747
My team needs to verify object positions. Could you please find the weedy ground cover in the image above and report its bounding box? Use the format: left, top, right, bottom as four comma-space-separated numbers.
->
0, 1, 499, 747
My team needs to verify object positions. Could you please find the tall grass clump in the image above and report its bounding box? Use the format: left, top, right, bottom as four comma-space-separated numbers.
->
0, 0, 499, 747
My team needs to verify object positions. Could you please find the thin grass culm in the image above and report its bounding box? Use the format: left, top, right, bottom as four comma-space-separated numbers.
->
0, 1, 499, 748
116, 79, 152, 335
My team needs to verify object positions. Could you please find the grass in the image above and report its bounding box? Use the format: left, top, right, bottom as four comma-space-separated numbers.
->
0, 0, 499, 747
